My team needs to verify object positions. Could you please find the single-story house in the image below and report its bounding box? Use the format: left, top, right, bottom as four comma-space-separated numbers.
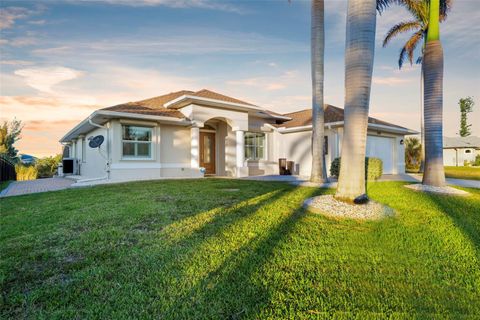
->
443, 136, 480, 166
60, 89, 416, 182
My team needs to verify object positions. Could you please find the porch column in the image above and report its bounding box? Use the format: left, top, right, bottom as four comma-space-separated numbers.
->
235, 130, 246, 177
191, 126, 200, 168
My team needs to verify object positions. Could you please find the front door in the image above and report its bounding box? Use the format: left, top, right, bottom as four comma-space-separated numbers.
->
200, 132, 216, 175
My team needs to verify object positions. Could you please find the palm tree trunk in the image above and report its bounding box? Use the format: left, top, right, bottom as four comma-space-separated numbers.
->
310, 0, 327, 183
335, 0, 377, 202
419, 65, 425, 173
422, 40, 445, 186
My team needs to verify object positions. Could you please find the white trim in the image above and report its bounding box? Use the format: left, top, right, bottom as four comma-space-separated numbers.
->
98, 110, 190, 124
110, 163, 190, 169
60, 110, 191, 143
276, 121, 417, 135
164, 95, 263, 111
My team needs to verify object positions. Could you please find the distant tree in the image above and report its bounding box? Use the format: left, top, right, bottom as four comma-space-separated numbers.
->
458, 97, 474, 137
0, 119, 23, 162
404, 137, 422, 170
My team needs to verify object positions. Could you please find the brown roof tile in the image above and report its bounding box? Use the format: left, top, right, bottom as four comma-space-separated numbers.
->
101, 89, 259, 118
192, 89, 256, 106
278, 105, 407, 130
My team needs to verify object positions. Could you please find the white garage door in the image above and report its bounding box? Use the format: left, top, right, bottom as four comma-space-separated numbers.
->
366, 135, 394, 174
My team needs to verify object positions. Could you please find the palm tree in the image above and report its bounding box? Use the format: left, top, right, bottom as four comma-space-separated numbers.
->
422, 0, 445, 186
310, 0, 327, 183
335, 0, 377, 202
404, 136, 422, 170
379, 0, 451, 173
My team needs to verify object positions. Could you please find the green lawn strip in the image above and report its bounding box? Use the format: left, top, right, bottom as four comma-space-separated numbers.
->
0, 180, 12, 192
444, 166, 480, 180
1, 179, 479, 318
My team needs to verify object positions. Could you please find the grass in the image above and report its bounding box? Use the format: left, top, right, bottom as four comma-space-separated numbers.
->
444, 166, 480, 180
0, 180, 12, 192
1, 179, 479, 319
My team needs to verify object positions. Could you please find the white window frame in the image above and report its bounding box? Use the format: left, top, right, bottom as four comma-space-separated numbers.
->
121, 125, 153, 160
244, 132, 266, 161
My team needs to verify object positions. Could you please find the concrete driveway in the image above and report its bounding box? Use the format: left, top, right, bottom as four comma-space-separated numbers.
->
0, 178, 74, 198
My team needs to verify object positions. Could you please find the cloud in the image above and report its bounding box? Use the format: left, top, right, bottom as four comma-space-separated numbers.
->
0, 5, 45, 30
227, 70, 304, 92
14, 66, 84, 94
0, 7, 30, 30
73, 0, 245, 13
31, 30, 307, 59
373, 76, 414, 86
0, 60, 34, 66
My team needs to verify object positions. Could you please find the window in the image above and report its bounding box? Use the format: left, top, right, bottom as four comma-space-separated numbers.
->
122, 125, 152, 158
465, 149, 472, 154
324, 136, 328, 155
82, 138, 86, 162
245, 132, 265, 160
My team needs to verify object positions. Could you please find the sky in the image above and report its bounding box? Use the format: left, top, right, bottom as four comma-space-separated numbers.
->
1, 0, 479, 157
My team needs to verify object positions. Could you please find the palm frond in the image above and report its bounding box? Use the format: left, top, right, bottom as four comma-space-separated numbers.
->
398, 30, 424, 68
382, 20, 421, 47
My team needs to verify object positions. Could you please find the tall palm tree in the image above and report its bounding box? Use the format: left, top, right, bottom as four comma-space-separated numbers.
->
335, 0, 377, 202
422, 0, 445, 186
380, 0, 451, 173
310, 0, 327, 183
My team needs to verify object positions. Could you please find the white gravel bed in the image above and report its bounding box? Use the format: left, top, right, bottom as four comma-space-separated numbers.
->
303, 195, 394, 220
405, 184, 469, 195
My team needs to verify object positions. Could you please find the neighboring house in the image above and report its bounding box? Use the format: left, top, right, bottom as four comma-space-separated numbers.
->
60, 89, 416, 182
19, 154, 36, 165
443, 136, 480, 166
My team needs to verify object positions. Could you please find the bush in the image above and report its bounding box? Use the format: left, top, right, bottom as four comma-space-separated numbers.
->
473, 154, 480, 166
35, 154, 62, 178
330, 157, 383, 180
15, 164, 37, 181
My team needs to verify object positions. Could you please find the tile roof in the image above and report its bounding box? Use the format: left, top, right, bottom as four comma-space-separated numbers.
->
192, 89, 256, 106
277, 105, 408, 130
443, 136, 480, 148
101, 89, 257, 118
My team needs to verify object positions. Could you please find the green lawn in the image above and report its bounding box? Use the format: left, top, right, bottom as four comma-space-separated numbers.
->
1, 180, 479, 318
0, 180, 12, 192
445, 166, 480, 180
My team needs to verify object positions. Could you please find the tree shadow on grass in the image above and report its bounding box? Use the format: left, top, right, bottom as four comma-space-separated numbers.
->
159, 186, 325, 319
422, 188, 480, 259
0, 179, 298, 318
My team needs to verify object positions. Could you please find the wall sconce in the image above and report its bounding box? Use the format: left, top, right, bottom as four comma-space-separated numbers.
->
400, 139, 404, 145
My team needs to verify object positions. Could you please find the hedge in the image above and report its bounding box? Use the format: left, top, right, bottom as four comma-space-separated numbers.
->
330, 157, 383, 180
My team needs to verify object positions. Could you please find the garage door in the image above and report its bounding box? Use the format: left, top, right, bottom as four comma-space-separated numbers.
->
366, 135, 394, 174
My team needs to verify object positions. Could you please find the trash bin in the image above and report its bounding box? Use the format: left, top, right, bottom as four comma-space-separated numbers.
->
287, 161, 294, 175
278, 158, 287, 175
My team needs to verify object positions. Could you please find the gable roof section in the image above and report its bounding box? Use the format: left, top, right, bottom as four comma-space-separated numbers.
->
443, 136, 480, 149
101, 89, 260, 118
277, 105, 410, 131
193, 89, 256, 106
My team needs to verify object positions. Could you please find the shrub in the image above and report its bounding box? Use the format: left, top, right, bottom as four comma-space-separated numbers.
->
474, 154, 480, 166
35, 154, 62, 178
15, 164, 37, 181
330, 157, 383, 180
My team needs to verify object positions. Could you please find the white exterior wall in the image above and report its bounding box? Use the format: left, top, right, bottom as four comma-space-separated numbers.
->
79, 127, 109, 179
444, 148, 479, 166
276, 127, 406, 177
274, 128, 336, 177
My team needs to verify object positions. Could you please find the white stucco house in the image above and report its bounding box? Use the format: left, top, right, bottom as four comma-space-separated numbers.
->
60, 89, 416, 183
443, 136, 480, 166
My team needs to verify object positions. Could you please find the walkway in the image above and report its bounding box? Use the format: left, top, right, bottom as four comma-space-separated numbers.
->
0, 178, 74, 198
243, 174, 480, 189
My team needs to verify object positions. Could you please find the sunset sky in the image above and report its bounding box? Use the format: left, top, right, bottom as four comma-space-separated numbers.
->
1, 0, 479, 157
